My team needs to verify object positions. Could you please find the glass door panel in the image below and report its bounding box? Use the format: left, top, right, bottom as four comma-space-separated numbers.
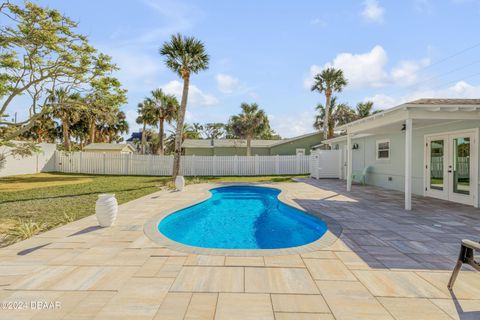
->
430, 140, 444, 191
452, 137, 470, 195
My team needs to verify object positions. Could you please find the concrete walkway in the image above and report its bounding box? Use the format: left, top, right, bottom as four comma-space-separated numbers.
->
0, 179, 479, 319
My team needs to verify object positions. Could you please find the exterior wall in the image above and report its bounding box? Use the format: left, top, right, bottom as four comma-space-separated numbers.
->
0, 143, 57, 177
270, 134, 322, 155
84, 149, 133, 154
184, 148, 214, 156
334, 120, 480, 204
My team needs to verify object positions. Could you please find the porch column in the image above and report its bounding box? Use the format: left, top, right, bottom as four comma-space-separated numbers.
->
346, 131, 353, 192
405, 118, 412, 210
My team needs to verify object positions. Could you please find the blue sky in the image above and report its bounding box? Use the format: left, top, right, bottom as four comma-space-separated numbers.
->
19, 0, 480, 137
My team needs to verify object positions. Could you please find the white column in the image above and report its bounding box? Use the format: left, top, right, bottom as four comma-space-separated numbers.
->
346, 132, 353, 191
405, 118, 413, 210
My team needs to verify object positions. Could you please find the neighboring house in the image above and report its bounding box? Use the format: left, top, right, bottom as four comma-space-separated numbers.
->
84, 143, 136, 154
322, 99, 480, 210
182, 132, 322, 156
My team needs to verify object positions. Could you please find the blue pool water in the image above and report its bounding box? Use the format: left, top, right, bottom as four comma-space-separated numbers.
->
158, 186, 328, 249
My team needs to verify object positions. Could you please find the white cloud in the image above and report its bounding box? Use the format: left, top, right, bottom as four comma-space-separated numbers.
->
361, 0, 385, 23
215, 73, 240, 94
365, 81, 480, 109
305, 45, 388, 89
269, 111, 317, 138
391, 58, 430, 86
161, 80, 218, 106
305, 46, 430, 89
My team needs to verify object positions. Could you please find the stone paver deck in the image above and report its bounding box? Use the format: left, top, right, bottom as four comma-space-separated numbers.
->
0, 179, 479, 319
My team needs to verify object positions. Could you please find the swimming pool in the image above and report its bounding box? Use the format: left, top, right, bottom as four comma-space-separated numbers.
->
158, 186, 328, 249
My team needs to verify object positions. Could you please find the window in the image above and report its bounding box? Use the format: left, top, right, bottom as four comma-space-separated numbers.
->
376, 139, 390, 160
296, 148, 305, 156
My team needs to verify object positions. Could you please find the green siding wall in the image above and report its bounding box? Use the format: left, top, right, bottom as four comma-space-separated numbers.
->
270, 134, 323, 155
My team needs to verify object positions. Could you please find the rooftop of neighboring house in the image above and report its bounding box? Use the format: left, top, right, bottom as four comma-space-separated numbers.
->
182, 132, 321, 149
84, 143, 136, 151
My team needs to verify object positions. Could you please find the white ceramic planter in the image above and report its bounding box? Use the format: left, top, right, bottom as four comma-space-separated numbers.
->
95, 193, 118, 227
175, 176, 185, 191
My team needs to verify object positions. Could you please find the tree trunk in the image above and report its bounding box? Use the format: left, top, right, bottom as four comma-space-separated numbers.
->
323, 91, 332, 139
246, 135, 252, 156
62, 117, 71, 151
89, 119, 96, 144
141, 123, 146, 154
172, 73, 190, 179
157, 118, 164, 155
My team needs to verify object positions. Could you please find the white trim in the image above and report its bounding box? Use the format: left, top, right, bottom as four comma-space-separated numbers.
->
423, 128, 479, 208
405, 119, 413, 210
376, 139, 391, 161
346, 133, 353, 192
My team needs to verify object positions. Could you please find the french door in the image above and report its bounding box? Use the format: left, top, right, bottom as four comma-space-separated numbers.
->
425, 130, 477, 206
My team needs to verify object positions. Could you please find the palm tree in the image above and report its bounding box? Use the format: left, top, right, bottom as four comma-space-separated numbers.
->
355, 101, 381, 118
160, 33, 209, 179
147, 89, 178, 155
49, 88, 82, 151
227, 103, 270, 156
136, 100, 156, 154
314, 97, 356, 137
311, 67, 348, 139
165, 123, 200, 154
203, 123, 225, 142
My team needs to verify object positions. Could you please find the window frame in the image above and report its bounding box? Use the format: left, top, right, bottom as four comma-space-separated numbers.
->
376, 139, 390, 161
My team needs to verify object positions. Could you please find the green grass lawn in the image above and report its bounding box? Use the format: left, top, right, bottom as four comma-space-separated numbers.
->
0, 172, 305, 247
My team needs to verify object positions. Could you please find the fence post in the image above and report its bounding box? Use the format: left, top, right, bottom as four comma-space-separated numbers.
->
78, 152, 82, 173
103, 152, 106, 175
275, 155, 280, 175
54, 151, 58, 172
296, 154, 300, 174
234, 155, 239, 175
191, 155, 195, 176
149, 155, 153, 176
254, 155, 259, 175
213, 155, 217, 176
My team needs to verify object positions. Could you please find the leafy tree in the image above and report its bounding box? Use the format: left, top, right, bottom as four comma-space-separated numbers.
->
311, 67, 348, 139
147, 89, 178, 155
227, 103, 270, 156
203, 123, 225, 141
160, 33, 209, 179
0, 1, 117, 145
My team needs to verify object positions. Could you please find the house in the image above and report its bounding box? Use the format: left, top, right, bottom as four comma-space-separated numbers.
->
84, 143, 136, 154
182, 132, 322, 156
322, 99, 480, 210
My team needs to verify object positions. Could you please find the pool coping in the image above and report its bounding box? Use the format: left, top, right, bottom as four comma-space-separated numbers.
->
143, 182, 343, 256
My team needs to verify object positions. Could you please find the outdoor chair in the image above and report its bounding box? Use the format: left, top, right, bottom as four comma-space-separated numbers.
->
448, 239, 480, 289
352, 166, 370, 185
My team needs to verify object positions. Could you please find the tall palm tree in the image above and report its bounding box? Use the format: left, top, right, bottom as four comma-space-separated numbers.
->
136, 100, 156, 154
311, 67, 348, 139
314, 97, 356, 137
160, 33, 209, 179
227, 103, 270, 156
147, 89, 178, 155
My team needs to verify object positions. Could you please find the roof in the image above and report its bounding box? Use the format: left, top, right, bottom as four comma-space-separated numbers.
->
336, 98, 480, 131
409, 99, 480, 105
84, 143, 135, 151
182, 132, 321, 149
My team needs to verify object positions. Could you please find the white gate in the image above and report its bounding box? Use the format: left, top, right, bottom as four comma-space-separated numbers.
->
310, 150, 341, 179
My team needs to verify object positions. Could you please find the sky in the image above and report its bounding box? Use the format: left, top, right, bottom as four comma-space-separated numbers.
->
10, 0, 480, 137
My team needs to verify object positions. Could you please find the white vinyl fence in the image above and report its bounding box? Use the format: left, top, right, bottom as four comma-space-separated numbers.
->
54, 151, 313, 176
0, 142, 57, 177
310, 149, 341, 179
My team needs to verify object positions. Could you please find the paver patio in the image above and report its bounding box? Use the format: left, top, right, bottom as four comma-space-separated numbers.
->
0, 178, 479, 319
